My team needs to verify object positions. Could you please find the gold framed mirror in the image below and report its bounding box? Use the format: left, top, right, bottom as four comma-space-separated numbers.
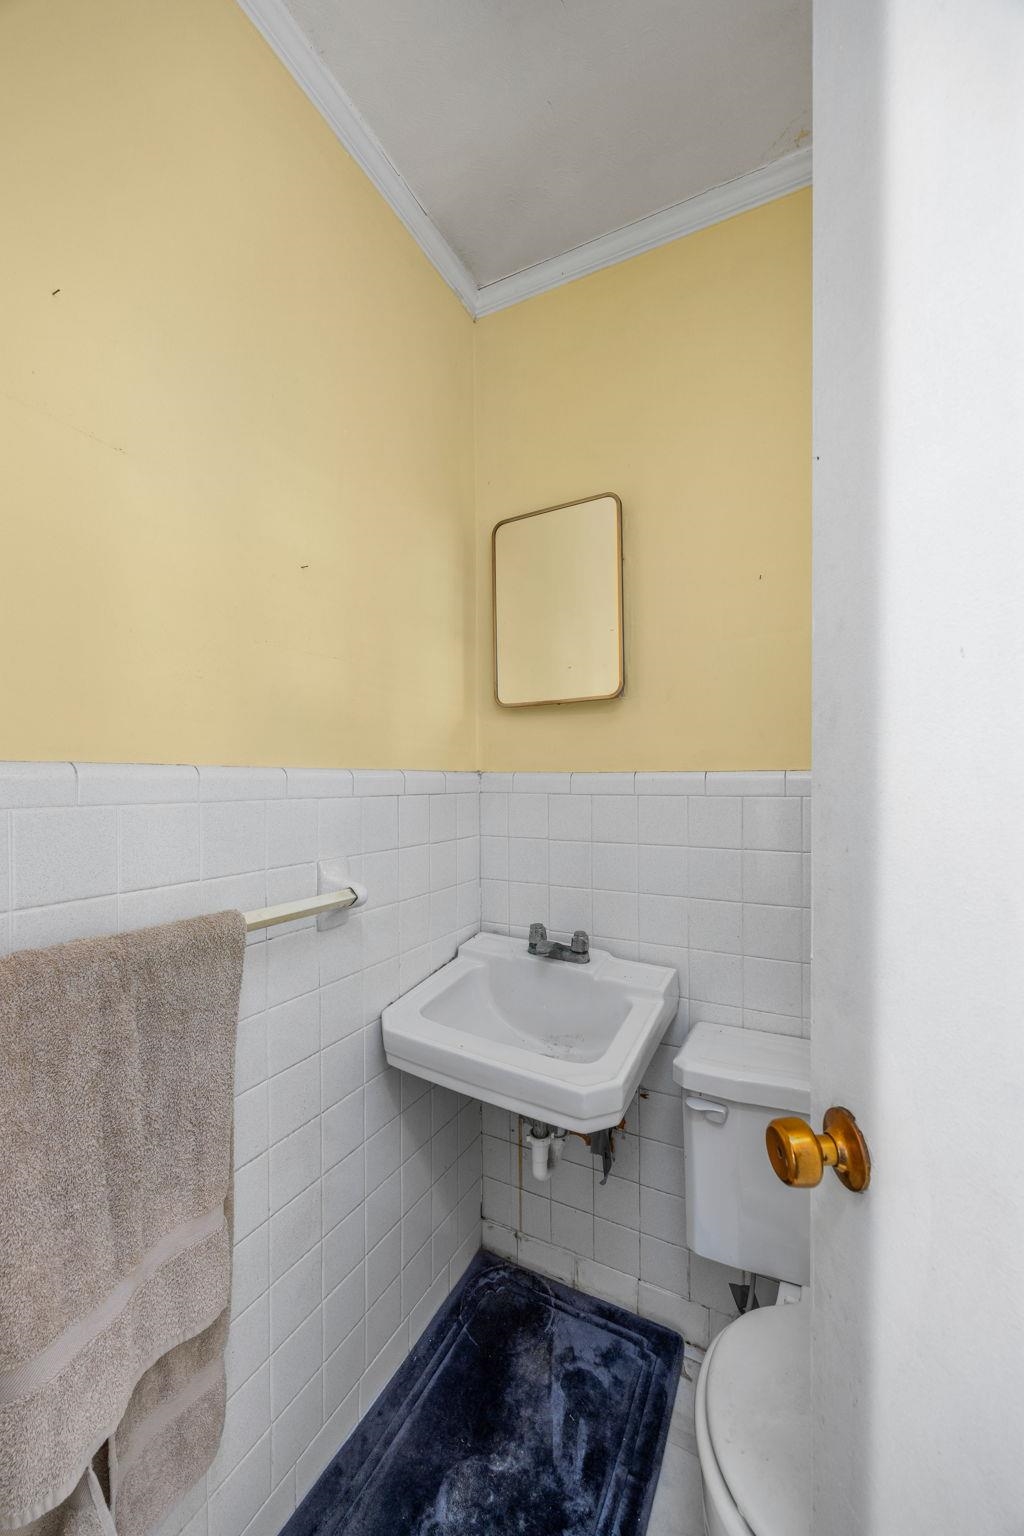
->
492, 492, 624, 707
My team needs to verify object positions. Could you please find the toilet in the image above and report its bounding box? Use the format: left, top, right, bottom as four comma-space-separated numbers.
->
673, 1023, 812, 1536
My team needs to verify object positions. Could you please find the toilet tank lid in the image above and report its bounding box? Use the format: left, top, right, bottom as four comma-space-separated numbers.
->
673, 1022, 810, 1109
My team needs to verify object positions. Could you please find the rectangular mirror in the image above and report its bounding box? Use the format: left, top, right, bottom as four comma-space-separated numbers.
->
492, 493, 624, 707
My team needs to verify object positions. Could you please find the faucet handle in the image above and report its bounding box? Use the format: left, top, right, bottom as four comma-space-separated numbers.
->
570, 930, 590, 955
529, 922, 548, 945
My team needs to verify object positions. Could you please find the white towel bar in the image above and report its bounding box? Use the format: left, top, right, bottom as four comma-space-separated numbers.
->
244, 885, 366, 933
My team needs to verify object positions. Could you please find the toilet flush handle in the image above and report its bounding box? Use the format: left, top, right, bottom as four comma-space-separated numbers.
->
685, 1095, 729, 1125
765, 1107, 871, 1192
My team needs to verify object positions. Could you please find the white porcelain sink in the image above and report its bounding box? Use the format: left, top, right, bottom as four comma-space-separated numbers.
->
381, 932, 679, 1133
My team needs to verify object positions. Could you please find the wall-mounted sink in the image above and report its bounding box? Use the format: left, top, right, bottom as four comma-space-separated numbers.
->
381, 932, 679, 1132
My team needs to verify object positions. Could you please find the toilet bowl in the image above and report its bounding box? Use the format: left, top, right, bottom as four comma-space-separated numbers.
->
694, 1297, 810, 1536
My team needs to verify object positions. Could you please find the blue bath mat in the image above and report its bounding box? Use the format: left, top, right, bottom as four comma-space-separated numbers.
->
283, 1251, 682, 1536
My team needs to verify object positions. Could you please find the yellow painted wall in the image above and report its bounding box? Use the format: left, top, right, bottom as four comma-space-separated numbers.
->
475, 192, 811, 770
0, 0, 810, 771
0, 0, 475, 767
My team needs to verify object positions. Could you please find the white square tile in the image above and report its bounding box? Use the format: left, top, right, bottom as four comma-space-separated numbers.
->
269, 1119, 321, 1214
366, 1225, 402, 1306
321, 1146, 365, 1234
637, 845, 688, 897
270, 1372, 322, 1488
509, 794, 548, 839
638, 798, 688, 845
687, 796, 741, 848
200, 802, 265, 880
509, 881, 548, 928
235, 1081, 269, 1170
398, 796, 429, 848
592, 890, 638, 941
456, 793, 479, 838
207, 1431, 271, 1536
742, 850, 804, 905
743, 903, 803, 960
429, 794, 458, 844
786, 770, 812, 795
13, 807, 117, 907
323, 1262, 365, 1355
548, 794, 591, 840
639, 1234, 689, 1298
509, 837, 548, 883
638, 894, 687, 948
322, 1206, 365, 1293
266, 801, 317, 868
323, 1320, 364, 1418
429, 841, 458, 891
687, 847, 741, 901
575, 1258, 638, 1312
592, 795, 638, 843
549, 886, 593, 935
322, 1086, 364, 1173
210, 1361, 271, 1491
742, 797, 803, 851
551, 1202, 593, 1256
269, 1246, 321, 1350
690, 949, 743, 1007
743, 955, 803, 1016
362, 797, 398, 853
594, 1176, 640, 1229
270, 1184, 321, 1282
366, 1278, 402, 1359
269, 1056, 319, 1145
688, 898, 742, 953
592, 841, 637, 891
638, 1091, 685, 1148
640, 1185, 687, 1246
270, 1306, 322, 1414
594, 1218, 640, 1275
14, 894, 109, 949
266, 929, 319, 1007
479, 793, 509, 836
318, 799, 362, 858
366, 1168, 402, 1250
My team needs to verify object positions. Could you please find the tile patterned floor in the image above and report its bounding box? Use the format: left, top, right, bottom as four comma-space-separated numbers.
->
648, 1372, 705, 1536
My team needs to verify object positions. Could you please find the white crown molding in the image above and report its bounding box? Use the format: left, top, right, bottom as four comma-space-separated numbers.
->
234, 0, 479, 315
474, 148, 813, 317
235, 2, 811, 321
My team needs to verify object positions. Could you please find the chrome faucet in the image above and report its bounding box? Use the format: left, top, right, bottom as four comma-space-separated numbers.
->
527, 922, 590, 963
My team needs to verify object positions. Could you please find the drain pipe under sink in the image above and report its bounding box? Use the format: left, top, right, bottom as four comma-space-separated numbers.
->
526, 1123, 567, 1182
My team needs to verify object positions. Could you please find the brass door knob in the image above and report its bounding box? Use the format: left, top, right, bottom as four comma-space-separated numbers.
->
765, 1106, 871, 1192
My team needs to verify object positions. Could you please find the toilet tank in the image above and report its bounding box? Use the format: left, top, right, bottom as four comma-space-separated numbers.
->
674, 1023, 811, 1286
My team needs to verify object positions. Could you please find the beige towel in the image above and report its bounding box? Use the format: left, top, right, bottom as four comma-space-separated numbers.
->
0, 912, 246, 1535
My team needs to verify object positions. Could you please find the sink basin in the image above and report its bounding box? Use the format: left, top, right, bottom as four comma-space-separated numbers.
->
381, 932, 679, 1133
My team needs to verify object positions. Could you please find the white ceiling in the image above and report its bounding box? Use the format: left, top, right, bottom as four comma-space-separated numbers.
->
246, 0, 810, 306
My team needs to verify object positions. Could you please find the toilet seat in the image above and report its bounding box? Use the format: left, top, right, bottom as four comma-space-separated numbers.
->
695, 1301, 811, 1536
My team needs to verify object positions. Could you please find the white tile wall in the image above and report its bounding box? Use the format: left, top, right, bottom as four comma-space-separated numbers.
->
478, 769, 810, 1350
0, 762, 810, 1536
0, 763, 482, 1536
